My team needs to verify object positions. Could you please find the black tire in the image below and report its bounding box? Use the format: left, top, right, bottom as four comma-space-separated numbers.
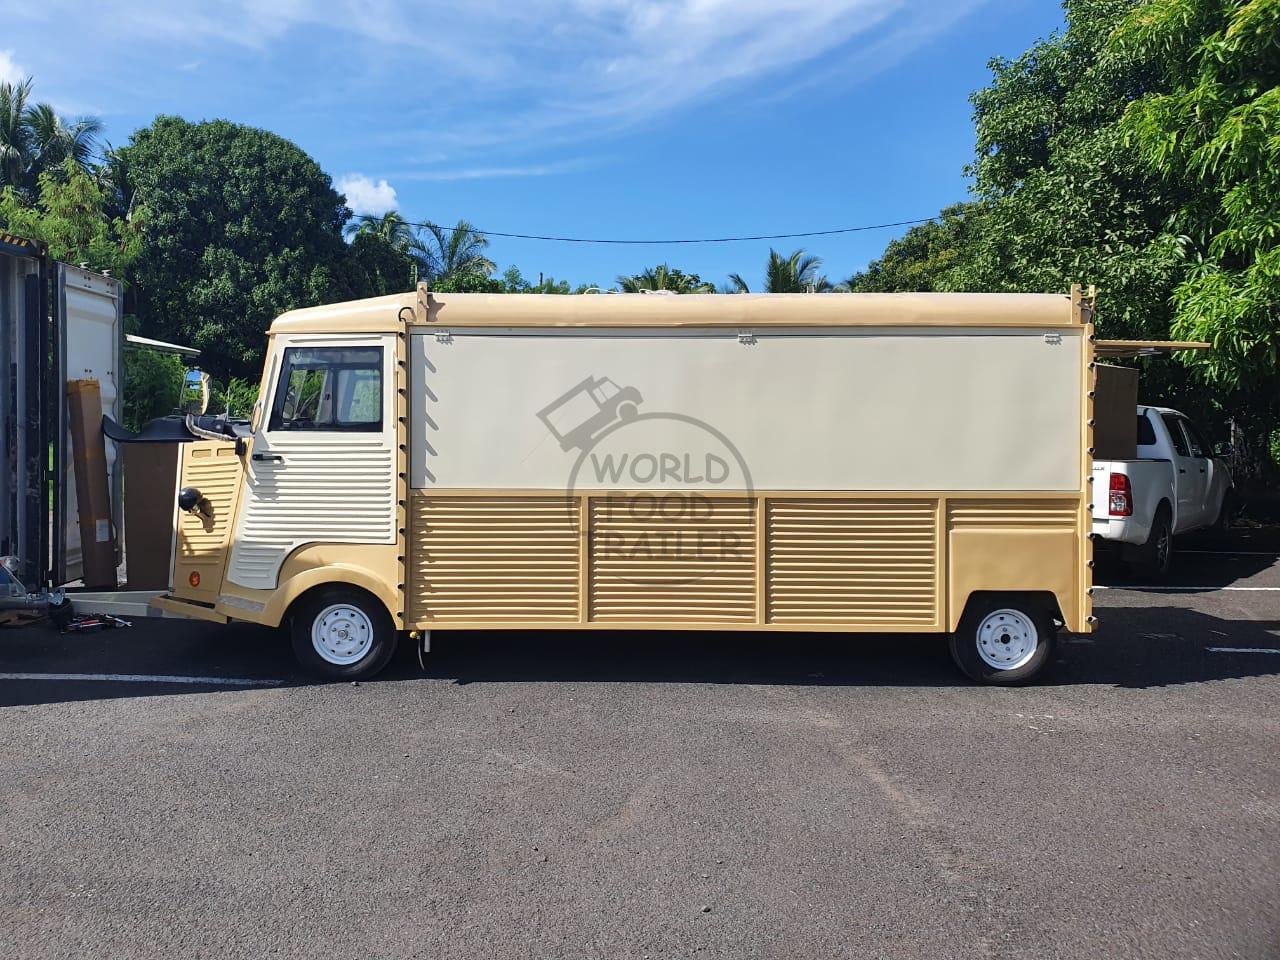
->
1132, 504, 1173, 580
290, 586, 397, 680
1211, 490, 1235, 541
949, 596, 1056, 685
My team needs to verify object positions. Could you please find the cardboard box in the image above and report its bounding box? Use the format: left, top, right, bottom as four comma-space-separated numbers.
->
66, 379, 116, 587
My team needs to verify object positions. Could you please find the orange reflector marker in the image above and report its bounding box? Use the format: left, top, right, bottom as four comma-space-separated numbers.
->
189, 571, 201, 588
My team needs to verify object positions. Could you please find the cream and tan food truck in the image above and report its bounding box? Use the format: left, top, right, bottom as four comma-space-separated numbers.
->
144, 285, 1110, 684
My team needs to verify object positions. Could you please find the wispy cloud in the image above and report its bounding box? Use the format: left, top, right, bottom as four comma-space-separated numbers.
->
395, 158, 597, 182
336, 174, 399, 215
16, 0, 982, 153
0, 50, 26, 86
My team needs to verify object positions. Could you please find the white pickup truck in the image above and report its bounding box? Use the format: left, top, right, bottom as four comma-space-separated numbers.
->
1090, 406, 1233, 577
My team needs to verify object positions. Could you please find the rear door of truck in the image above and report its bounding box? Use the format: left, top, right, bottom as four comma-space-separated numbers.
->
54, 264, 123, 585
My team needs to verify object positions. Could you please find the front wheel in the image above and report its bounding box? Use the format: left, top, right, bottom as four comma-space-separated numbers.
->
291, 587, 398, 680
949, 597, 1056, 685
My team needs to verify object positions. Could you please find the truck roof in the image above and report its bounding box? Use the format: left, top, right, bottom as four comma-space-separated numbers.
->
268, 289, 1081, 335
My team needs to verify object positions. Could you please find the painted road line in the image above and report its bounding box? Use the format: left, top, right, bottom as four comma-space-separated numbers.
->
0, 672, 282, 687
1180, 550, 1279, 557
1207, 648, 1280, 655
1093, 585, 1280, 592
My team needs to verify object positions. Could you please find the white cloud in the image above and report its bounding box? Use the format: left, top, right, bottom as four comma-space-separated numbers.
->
336, 174, 399, 215
0, 50, 25, 85
13, 1, 986, 152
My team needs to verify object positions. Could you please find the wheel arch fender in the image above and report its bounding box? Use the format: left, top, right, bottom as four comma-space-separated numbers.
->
954, 590, 1064, 631
265, 562, 400, 628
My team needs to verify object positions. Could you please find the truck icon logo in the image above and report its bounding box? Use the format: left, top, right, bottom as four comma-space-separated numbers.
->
536, 375, 643, 451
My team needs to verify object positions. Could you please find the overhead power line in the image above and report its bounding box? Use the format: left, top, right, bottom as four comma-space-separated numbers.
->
397, 216, 938, 245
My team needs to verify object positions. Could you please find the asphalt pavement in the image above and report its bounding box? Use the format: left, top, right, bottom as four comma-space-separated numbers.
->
0, 534, 1277, 959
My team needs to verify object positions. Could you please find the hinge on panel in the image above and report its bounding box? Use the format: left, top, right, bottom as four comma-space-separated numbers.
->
434, 329, 453, 344
1044, 331, 1062, 345
737, 329, 756, 345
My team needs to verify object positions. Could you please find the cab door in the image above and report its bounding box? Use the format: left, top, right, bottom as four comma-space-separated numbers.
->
225, 335, 397, 591
1177, 416, 1221, 526
1159, 412, 1206, 530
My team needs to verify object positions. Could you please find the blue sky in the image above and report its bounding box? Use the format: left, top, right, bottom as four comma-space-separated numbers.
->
3, 0, 1064, 288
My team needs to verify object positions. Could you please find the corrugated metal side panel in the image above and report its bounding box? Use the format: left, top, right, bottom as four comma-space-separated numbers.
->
766, 499, 939, 625
407, 496, 580, 622
227, 439, 396, 590
172, 442, 242, 604
589, 496, 756, 622
947, 499, 1079, 528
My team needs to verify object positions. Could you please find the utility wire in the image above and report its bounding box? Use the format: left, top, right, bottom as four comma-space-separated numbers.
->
394, 216, 938, 245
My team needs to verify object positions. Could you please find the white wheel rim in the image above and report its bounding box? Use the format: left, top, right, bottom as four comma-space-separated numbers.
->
311, 604, 374, 666
975, 608, 1038, 671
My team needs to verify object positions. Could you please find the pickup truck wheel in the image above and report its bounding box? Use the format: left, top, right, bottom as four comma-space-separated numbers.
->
1211, 491, 1235, 540
949, 598, 1055, 685
291, 587, 397, 680
1133, 506, 1173, 580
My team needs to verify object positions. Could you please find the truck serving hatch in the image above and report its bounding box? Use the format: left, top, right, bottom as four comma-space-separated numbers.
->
1094, 340, 1210, 359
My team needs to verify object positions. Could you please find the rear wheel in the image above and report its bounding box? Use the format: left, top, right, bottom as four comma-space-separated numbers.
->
1132, 505, 1173, 580
949, 596, 1056, 685
291, 586, 397, 680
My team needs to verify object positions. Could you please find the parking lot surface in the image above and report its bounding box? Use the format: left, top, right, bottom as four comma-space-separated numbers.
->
1, 536, 1277, 959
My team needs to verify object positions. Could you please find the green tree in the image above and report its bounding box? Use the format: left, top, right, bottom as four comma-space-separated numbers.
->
949, 0, 1187, 345
349, 232, 415, 296
728, 248, 831, 293
617, 264, 715, 293
841, 204, 983, 291
113, 117, 367, 379
0, 78, 102, 194
413, 219, 496, 283
0, 158, 144, 276
1111, 0, 1280, 441
430, 271, 504, 293
122, 348, 186, 430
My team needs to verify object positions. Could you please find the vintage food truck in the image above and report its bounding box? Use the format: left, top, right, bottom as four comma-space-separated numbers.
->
137, 284, 1110, 684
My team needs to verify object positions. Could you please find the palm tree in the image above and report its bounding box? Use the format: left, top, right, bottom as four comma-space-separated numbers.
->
344, 210, 415, 250
0, 79, 33, 189
0, 78, 102, 194
617, 263, 715, 294
727, 248, 832, 293
413, 219, 496, 282
23, 103, 103, 172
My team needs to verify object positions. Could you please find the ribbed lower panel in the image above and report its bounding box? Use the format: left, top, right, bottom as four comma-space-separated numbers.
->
588, 495, 757, 621
947, 499, 1079, 529
766, 499, 939, 625
407, 496, 580, 622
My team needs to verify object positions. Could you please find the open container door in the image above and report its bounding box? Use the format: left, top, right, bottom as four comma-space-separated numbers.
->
54, 264, 123, 586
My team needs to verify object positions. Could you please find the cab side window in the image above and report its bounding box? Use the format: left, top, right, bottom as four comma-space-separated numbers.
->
269, 347, 383, 431
1180, 418, 1210, 458
1160, 412, 1189, 457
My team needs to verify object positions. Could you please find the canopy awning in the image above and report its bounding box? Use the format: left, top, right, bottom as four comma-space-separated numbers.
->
1095, 340, 1209, 359
125, 333, 200, 357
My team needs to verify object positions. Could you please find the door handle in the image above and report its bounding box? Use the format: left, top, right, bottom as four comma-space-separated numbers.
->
252, 452, 284, 463
1199, 467, 1206, 473
1178, 468, 1186, 474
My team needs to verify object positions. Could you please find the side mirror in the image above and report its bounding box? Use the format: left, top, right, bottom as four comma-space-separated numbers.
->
181, 369, 211, 415
1212, 441, 1231, 458
178, 486, 212, 518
